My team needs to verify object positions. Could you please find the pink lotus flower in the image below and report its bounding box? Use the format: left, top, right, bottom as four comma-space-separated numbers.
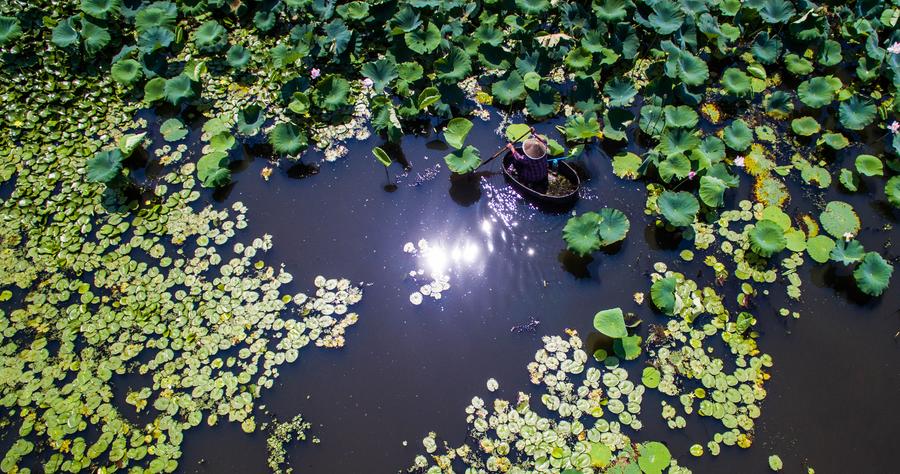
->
362, 77, 374, 88
310, 68, 321, 79
687, 171, 697, 180
888, 42, 900, 54
734, 156, 745, 168
889, 120, 900, 134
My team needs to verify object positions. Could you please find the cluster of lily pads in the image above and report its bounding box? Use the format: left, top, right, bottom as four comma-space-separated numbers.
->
411, 332, 691, 474
266, 413, 314, 474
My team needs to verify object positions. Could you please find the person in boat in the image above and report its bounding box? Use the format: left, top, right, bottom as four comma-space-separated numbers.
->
507, 132, 549, 185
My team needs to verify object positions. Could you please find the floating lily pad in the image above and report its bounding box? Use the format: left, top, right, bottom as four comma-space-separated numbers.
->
854, 252, 894, 296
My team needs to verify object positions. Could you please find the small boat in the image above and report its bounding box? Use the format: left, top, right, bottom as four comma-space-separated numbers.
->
501, 148, 581, 204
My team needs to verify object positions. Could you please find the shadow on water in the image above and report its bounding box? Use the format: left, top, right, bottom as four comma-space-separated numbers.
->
558, 249, 593, 279
284, 161, 320, 180
448, 172, 484, 206
643, 221, 684, 250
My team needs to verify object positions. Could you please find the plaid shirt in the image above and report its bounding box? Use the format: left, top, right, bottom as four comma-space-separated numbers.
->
511, 147, 548, 183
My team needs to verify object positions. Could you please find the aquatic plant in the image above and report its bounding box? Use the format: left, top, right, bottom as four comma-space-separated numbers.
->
563, 208, 630, 256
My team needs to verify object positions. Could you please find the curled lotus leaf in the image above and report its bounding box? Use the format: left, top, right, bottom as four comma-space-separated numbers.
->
563, 212, 602, 256
650, 276, 677, 315
269, 122, 308, 155
657, 191, 699, 227
86, 149, 124, 183
0, 16, 22, 45
853, 252, 894, 296
442, 145, 481, 174
749, 219, 787, 257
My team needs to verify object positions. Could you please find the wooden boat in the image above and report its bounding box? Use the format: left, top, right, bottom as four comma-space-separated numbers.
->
501, 148, 581, 204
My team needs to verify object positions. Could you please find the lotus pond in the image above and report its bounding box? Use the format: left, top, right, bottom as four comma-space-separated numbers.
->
0, 1, 899, 473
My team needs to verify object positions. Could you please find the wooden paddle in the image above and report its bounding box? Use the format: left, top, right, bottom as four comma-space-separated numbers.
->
475, 128, 533, 171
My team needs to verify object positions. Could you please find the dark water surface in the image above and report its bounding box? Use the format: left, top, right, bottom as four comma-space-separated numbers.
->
176, 119, 900, 473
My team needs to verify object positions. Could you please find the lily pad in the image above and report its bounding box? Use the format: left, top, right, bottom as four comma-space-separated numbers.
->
593, 307, 627, 338
819, 201, 860, 238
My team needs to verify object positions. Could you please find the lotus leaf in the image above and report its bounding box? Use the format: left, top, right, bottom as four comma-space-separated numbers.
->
237, 105, 265, 135
637, 441, 672, 474
819, 133, 849, 149
164, 74, 194, 105
86, 149, 124, 183
81, 18, 111, 55
797, 77, 840, 108
664, 106, 699, 129
839, 96, 876, 130
661, 41, 709, 85
314, 75, 351, 111
443, 145, 481, 174
721, 68, 752, 95
589, 442, 612, 468
361, 58, 399, 91
563, 212, 602, 256
806, 235, 836, 263
749, 220, 787, 257
118, 132, 146, 156
887, 176, 900, 207
197, 152, 231, 188
768, 454, 783, 471
657, 191, 699, 227
525, 85, 559, 119
269, 122, 308, 155
492, 72, 526, 105
52, 16, 80, 48
597, 208, 630, 245
144, 77, 166, 102
699, 175, 728, 207
418, 87, 441, 110
612, 152, 642, 179
830, 240, 865, 265
372, 147, 391, 167
604, 78, 637, 107
111, 59, 143, 86
405, 22, 441, 54
614, 335, 642, 360
651, 276, 677, 315
791, 117, 820, 136
227, 45, 251, 69
723, 119, 753, 151
819, 201, 860, 238
516, 0, 550, 14
195, 20, 227, 53
564, 113, 602, 141
0, 16, 22, 44
443, 118, 473, 150
855, 154, 883, 176
160, 118, 187, 142
853, 252, 894, 296
593, 307, 627, 338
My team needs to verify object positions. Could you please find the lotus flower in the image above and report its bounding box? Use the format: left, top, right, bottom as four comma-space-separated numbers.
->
888, 120, 900, 134
362, 77, 374, 88
310, 68, 320, 79
687, 171, 697, 180
734, 155, 745, 167
888, 42, 900, 54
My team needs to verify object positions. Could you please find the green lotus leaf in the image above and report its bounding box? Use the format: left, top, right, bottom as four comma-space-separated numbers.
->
160, 118, 187, 142
472, 23, 504, 47
227, 44, 251, 69
418, 87, 441, 110
515, 0, 550, 14
751, 32, 781, 64
723, 119, 753, 151
314, 75, 350, 111
791, 117, 820, 136
638, 441, 672, 474
372, 147, 391, 167
81, 18, 111, 55
651, 276, 677, 315
563, 212, 602, 255
110, 59, 143, 86
699, 175, 727, 207
784, 53, 813, 75
0, 16, 22, 45
81, 0, 121, 19
443, 118, 473, 150
614, 334, 642, 360
237, 105, 265, 135
443, 145, 481, 174
336, 0, 369, 20
659, 128, 699, 157
818, 133, 848, 149
855, 154, 883, 176
830, 239, 865, 265
565, 47, 593, 70
253, 9, 277, 31
661, 41, 709, 85
819, 39, 842, 66
658, 154, 691, 182
144, 77, 166, 102
589, 442, 613, 468
593, 307, 627, 338
785, 228, 807, 252
756, 0, 795, 23
657, 191, 699, 227
769, 455, 783, 471
819, 201, 860, 238
195, 20, 228, 53
118, 132, 146, 156
797, 76, 839, 108
564, 113, 602, 141
135, 3, 176, 32
164, 74, 194, 105
138, 26, 175, 53
435, 47, 472, 83
806, 235, 835, 263
86, 149, 124, 183
853, 252, 894, 296
269, 122, 308, 155
323, 18, 353, 55
197, 151, 231, 188
604, 77, 637, 107
707, 162, 738, 186
839, 96, 876, 130
597, 208, 630, 245
492, 72, 526, 105
647, 0, 684, 34
886, 176, 900, 207
594, 0, 631, 22
405, 23, 440, 54
612, 152, 642, 179
639, 104, 664, 136
209, 132, 235, 153
721, 68, 752, 96
749, 219, 787, 257
764, 90, 794, 119
839, 169, 858, 192
663, 105, 698, 129
505, 124, 530, 142
361, 58, 398, 92
398, 62, 423, 82
525, 85, 559, 119
52, 16, 80, 48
